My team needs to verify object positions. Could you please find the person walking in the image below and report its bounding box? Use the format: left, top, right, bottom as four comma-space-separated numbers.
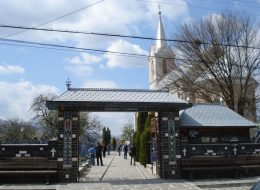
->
130, 144, 136, 166
107, 144, 111, 156
88, 145, 95, 165
118, 144, 121, 156
123, 144, 128, 159
96, 142, 103, 166
103, 144, 107, 158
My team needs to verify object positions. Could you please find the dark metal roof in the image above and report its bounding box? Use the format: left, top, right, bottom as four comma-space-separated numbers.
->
46, 88, 191, 112
180, 104, 256, 128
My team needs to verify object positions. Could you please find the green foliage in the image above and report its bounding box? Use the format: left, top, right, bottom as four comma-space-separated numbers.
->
102, 127, 111, 145
133, 131, 139, 161
133, 112, 148, 162
139, 129, 151, 167
112, 137, 117, 151
137, 112, 148, 132
144, 113, 154, 130
139, 113, 153, 166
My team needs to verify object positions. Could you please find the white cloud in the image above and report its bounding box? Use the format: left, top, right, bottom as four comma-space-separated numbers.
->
82, 79, 118, 88
0, 0, 147, 47
183, 16, 195, 25
104, 39, 148, 68
0, 80, 59, 121
66, 52, 102, 65
65, 52, 101, 77
0, 65, 25, 74
66, 65, 94, 77
0, 0, 189, 49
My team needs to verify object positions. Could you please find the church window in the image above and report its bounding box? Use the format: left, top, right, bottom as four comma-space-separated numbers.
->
163, 59, 167, 74
151, 60, 155, 79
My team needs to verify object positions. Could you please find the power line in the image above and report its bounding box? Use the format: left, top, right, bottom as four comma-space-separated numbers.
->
1, 25, 260, 50
0, 38, 148, 58
197, 0, 260, 9
138, 0, 224, 12
1, 37, 257, 64
137, 0, 260, 17
0, 38, 191, 62
2, 0, 104, 39
1, 25, 159, 40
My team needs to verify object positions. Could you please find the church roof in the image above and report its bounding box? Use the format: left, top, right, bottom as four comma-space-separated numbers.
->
180, 104, 256, 128
47, 88, 191, 111
156, 11, 167, 50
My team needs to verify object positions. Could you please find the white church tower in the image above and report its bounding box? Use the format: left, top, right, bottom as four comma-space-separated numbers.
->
149, 10, 175, 89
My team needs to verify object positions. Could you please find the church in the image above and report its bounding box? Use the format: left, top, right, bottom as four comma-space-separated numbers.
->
148, 11, 258, 123
147, 11, 260, 179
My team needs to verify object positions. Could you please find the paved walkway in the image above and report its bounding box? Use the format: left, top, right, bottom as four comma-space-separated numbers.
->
0, 151, 259, 190
79, 151, 200, 190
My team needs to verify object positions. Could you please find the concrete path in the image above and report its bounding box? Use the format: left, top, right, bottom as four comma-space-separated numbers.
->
79, 151, 200, 190
0, 151, 259, 190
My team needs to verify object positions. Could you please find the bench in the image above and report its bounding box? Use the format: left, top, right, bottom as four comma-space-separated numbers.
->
0, 157, 57, 183
181, 155, 260, 179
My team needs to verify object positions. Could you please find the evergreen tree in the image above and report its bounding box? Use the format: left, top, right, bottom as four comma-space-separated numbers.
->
135, 112, 148, 162
102, 127, 111, 145
139, 129, 150, 166
139, 113, 153, 166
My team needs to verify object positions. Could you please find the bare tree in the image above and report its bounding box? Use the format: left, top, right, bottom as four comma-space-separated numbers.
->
167, 11, 260, 120
79, 112, 102, 144
31, 94, 102, 141
0, 118, 37, 143
121, 122, 134, 142
31, 93, 58, 139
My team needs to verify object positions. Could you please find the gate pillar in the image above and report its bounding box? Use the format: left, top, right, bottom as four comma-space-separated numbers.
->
57, 107, 79, 182
157, 111, 181, 179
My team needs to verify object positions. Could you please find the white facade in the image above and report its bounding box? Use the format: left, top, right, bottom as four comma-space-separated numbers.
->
149, 11, 175, 90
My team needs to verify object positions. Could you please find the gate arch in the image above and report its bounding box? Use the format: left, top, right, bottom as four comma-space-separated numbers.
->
46, 87, 191, 182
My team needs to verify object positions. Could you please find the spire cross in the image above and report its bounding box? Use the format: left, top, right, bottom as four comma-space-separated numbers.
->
66, 78, 71, 90
158, 5, 161, 14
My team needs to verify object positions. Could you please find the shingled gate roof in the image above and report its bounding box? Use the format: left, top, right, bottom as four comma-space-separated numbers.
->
46, 88, 191, 112
180, 104, 256, 128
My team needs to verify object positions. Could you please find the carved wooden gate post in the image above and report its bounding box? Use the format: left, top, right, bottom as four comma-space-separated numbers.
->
57, 107, 79, 182
157, 111, 181, 179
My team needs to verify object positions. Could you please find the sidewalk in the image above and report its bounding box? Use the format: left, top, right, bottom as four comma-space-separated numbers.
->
84, 151, 201, 190
80, 152, 114, 182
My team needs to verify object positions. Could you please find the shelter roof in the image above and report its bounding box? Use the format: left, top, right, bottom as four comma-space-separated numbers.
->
180, 104, 256, 128
47, 88, 191, 112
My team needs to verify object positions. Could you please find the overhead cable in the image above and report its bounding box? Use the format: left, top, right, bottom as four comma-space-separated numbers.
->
1, 25, 260, 50
1, 0, 104, 39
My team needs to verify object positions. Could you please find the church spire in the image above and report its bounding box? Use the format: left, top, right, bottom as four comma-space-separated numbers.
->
156, 7, 167, 49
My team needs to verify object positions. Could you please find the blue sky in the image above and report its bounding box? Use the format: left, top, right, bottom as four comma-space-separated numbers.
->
0, 0, 260, 136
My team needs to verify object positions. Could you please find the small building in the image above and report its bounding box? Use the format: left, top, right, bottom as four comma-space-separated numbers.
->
178, 104, 260, 179
180, 104, 256, 145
